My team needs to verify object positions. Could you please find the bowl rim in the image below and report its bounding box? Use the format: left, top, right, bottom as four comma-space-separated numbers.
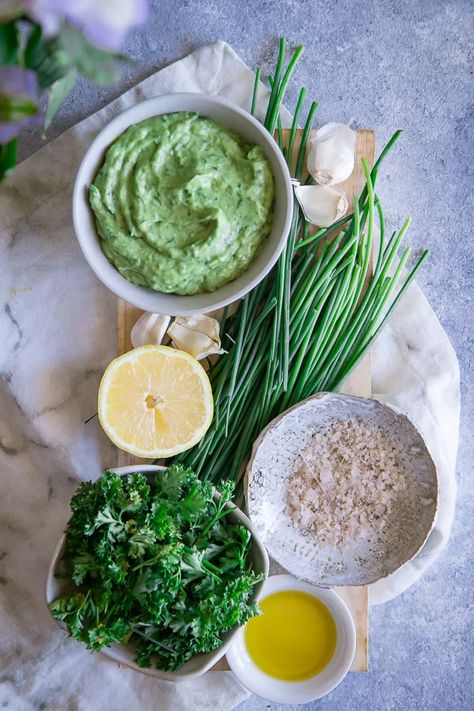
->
72, 92, 294, 315
225, 573, 356, 704
45, 463, 270, 681
244, 391, 440, 587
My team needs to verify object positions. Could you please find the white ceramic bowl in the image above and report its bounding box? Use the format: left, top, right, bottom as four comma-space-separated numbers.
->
245, 393, 439, 586
226, 574, 356, 704
73, 93, 293, 315
45, 464, 269, 681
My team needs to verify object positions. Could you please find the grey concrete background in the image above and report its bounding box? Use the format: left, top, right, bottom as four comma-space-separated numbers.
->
19, 1, 473, 709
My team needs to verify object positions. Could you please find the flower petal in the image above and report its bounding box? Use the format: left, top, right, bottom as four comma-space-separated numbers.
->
25, 0, 149, 51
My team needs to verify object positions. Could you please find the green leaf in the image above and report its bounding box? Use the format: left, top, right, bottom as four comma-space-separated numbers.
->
24, 25, 70, 89
180, 547, 207, 578
124, 473, 151, 511
99, 470, 125, 502
85, 505, 125, 541
0, 20, 19, 64
128, 526, 156, 558
44, 69, 77, 130
71, 550, 96, 585
181, 483, 208, 520
25, 24, 120, 89
0, 138, 17, 181
87, 619, 129, 650
0, 95, 37, 122
24, 25, 44, 69
57, 25, 120, 85
155, 464, 195, 500
146, 502, 175, 540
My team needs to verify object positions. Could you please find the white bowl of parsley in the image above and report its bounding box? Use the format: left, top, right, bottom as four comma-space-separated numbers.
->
45, 464, 269, 680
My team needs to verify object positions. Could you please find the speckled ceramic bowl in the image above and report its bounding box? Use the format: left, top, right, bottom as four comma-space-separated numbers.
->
73, 93, 293, 315
45, 464, 269, 681
245, 393, 439, 586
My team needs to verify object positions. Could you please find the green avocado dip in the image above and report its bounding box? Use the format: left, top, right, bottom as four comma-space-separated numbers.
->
89, 112, 275, 295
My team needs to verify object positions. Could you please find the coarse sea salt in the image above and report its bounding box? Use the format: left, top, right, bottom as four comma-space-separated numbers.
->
286, 416, 408, 549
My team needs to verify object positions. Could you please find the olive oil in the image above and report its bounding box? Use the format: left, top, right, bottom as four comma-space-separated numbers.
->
245, 590, 337, 681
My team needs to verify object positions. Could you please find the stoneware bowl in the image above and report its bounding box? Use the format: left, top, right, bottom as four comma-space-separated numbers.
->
226, 574, 356, 704
245, 393, 439, 587
73, 93, 293, 315
45, 464, 270, 681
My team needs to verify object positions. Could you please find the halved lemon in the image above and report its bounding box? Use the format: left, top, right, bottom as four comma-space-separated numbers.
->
98, 345, 213, 458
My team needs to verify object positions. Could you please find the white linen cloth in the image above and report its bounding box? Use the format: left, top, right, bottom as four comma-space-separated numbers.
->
0, 41, 459, 710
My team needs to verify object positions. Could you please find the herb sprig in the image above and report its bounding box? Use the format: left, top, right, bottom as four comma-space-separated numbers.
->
49, 466, 263, 671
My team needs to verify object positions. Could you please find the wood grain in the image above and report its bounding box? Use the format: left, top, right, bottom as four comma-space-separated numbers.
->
337, 129, 375, 672
116, 128, 375, 673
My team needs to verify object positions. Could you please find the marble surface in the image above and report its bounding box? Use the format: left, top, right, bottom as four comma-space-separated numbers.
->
9, 1, 474, 710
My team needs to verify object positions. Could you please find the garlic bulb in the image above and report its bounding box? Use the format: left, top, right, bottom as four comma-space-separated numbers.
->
307, 123, 356, 186
167, 315, 224, 361
294, 184, 348, 228
130, 312, 171, 348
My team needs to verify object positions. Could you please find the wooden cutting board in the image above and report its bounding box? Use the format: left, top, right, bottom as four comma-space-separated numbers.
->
116, 128, 375, 672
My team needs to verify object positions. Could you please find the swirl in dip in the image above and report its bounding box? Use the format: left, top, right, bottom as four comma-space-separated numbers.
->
89, 112, 275, 295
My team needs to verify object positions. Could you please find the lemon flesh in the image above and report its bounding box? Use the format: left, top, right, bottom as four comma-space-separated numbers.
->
98, 345, 213, 458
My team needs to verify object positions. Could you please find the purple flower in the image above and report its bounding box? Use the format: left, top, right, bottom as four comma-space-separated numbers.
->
22, 0, 149, 51
0, 66, 39, 144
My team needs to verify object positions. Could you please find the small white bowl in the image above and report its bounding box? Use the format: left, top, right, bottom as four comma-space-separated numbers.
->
245, 393, 439, 586
226, 574, 356, 704
73, 93, 293, 315
45, 464, 269, 681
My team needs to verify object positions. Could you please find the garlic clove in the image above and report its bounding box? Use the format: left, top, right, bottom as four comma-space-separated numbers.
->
307, 122, 356, 186
130, 312, 171, 348
167, 314, 224, 360
294, 184, 349, 228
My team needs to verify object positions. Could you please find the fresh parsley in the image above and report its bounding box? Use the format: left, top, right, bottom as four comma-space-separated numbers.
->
49, 465, 263, 671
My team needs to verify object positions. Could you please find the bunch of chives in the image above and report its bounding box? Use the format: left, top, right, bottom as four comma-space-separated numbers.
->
174, 38, 428, 489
